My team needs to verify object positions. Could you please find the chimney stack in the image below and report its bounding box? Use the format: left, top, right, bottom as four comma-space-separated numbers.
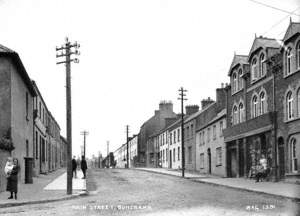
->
185, 105, 200, 115
201, 97, 214, 110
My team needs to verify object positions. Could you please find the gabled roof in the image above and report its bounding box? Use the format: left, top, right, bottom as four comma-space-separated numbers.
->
0, 44, 36, 96
283, 21, 300, 43
248, 37, 281, 61
228, 54, 248, 76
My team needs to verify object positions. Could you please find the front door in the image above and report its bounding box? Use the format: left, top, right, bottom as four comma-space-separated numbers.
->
207, 148, 211, 174
230, 149, 237, 177
169, 150, 172, 168
278, 138, 285, 178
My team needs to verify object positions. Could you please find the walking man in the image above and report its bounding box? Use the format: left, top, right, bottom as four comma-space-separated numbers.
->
81, 155, 87, 179
72, 156, 77, 178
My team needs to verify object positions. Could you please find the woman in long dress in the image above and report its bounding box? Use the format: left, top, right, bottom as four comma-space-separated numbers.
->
6, 158, 20, 199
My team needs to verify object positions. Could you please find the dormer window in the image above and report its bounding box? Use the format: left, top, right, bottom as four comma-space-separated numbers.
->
286, 47, 292, 76
238, 69, 243, 90
259, 53, 266, 77
251, 58, 258, 81
232, 72, 238, 93
297, 42, 300, 69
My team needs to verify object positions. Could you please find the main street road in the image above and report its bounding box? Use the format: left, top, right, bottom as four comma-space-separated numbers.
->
0, 168, 299, 216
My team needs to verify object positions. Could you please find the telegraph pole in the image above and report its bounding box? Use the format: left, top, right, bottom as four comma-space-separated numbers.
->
80, 130, 89, 158
126, 125, 129, 168
178, 87, 187, 178
56, 37, 80, 195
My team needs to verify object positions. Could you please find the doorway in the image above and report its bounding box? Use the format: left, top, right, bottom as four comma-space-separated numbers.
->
207, 148, 211, 174
278, 137, 285, 178
229, 148, 237, 177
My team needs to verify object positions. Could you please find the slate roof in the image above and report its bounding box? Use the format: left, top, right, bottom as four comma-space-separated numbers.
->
248, 37, 281, 60
283, 22, 300, 43
196, 108, 226, 131
228, 54, 248, 76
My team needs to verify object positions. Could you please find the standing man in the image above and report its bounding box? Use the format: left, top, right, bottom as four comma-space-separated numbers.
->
72, 156, 77, 178
81, 156, 87, 179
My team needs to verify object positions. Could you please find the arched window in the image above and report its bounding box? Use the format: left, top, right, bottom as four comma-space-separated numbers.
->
297, 88, 300, 117
290, 138, 298, 173
287, 91, 294, 120
238, 69, 243, 90
251, 58, 258, 81
233, 105, 238, 125
233, 72, 237, 93
286, 47, 292, 75
297, 42, 300, 69
260, 91, 266, 115
259, 53, 266, 77
252, 95, 258, 118
239, 102, 244, 123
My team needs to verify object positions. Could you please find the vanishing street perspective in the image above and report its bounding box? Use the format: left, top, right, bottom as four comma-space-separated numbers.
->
0, 0, 300, 216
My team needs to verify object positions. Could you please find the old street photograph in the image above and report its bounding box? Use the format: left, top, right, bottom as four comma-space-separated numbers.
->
0, 0, 300, 215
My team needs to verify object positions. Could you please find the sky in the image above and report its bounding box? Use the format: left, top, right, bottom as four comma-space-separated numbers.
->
0, 0, 299, 158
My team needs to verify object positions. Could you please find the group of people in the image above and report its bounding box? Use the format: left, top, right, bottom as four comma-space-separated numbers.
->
72, 155, 87, 179
4, 157, 20, 200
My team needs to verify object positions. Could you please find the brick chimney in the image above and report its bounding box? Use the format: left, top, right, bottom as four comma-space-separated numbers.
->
159, 100, 173, 112
216, 83, 226, 105
201, 97, 214, 110
185, 105, 199, 115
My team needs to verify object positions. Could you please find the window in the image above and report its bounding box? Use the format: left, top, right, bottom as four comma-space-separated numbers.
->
199, 132, 202, 146
233, 105, 238, 124
219, 121, 223, 137
170, 133, 172, 145
239, 103, 244, 123
26, 140, 29, 157
203, 131, 205, 144
188, 146, 192, 163
187, 126, 189, 138
200, 153, 204, 169
260, 92, 266, 115
39, 102, 41, 118
290, 138, 298, 173
26, 92, 29, 120
297, 42, 300, 69
166, 150, 168, 162
213, 125, 216, 140
177, 128, 180, 142
286, 47, 292, 75
191, 124, 194, 136
233, 72, 238, 93
216, 147, 222, 166
252, 95, 258, 118
259, 53, 266, 77
178, 147, 180, 161
207, 127, 211, 143
174, 131, 176, 143
251, 58, 258, 81
173, 149, 175, 162
287, 91, 294, 120
238, 69, 243, 90
298, 89, 300, 117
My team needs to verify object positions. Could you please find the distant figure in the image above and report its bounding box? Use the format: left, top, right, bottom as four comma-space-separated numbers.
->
81, 156, 87, 179
72, 156, 77, 178
6, 158, 20, 200
4, 157, 13, 177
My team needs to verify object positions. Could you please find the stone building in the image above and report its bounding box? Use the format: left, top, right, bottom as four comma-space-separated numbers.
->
271, 21, 300, 181
223, 36, 281, 178
0, 44, 36, 190
138, 101, 177, 166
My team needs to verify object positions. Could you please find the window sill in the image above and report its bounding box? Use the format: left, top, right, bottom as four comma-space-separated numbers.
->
250, 75, 267, 85
283, 69, 300, 79
231, 89, 244, 96
284, 117, 300, 124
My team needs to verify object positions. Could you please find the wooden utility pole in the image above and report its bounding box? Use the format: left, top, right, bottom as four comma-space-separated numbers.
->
126, 125, 129, 168
178, 87, 187, 178
80, 130, 89, 158
56, 37, 80, 195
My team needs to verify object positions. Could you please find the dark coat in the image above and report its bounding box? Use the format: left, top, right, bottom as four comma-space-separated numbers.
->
72, 159, 77, 170
81, 159, 87, 170
6, 165, 19, 193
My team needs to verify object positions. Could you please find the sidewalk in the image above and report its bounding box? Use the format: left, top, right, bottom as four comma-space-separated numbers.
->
136, 168, 300, 201
0, 168, 87, 208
